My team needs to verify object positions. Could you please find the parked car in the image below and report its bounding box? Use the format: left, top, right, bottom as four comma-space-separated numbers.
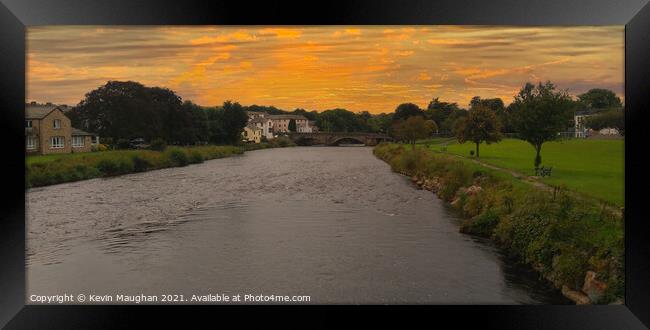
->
129, 138, 150, 149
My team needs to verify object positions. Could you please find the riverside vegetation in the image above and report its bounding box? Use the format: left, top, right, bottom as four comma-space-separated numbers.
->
26, 137, 296, 188
373, 143, 623, 304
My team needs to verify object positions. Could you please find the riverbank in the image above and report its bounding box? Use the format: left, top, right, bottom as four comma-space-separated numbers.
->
26, 141, 293, 188
373, 143, 624, 304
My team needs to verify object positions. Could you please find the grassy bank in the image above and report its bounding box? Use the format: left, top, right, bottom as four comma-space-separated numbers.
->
374, 143, 623, 304
26, 142, 286, 188
423, 138, 623, 206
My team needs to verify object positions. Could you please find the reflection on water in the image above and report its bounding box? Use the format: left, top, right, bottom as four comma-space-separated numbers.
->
27, 147, 568, 304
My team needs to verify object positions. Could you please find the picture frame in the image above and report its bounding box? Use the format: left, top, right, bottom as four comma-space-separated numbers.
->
1, 0, 648, 328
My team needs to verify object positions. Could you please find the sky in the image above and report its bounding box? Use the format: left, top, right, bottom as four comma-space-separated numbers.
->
27, 26, 624, 114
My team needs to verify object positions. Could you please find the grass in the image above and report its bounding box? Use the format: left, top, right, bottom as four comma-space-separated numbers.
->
420, 138, 624, 207
374, 143, 624, 304
25, 143, 277, 188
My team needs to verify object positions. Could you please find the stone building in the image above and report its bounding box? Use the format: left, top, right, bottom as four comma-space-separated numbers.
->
25, 103, 98, 155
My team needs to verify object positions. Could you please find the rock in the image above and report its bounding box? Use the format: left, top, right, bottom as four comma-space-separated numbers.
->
562, 285, 592, 305
411, 176, 418, 183
582, 271, 608, 303
466, 185, 483, 196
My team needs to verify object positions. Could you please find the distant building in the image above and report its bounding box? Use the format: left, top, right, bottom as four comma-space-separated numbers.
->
242, 124, 262, 143
267, 114, 311, 133
249, 117, 274, 139
25, 103, 99, 155
574, 112, 620, 138
574, 112, 592, 138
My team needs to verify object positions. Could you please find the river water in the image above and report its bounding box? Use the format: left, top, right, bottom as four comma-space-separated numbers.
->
26, 147, 567, 304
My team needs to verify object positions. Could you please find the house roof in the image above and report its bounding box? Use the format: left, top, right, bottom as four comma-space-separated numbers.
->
250, 117, 271, 124
267, 114, 308, 120
245, 124, 262, 131
71, 128, 94, 136
25, 104, 61, 119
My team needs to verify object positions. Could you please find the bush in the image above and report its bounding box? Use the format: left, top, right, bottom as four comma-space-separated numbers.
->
131, 155, 151, 172
167, 149, 189, 166
116, 138, 131, 149
188, 150, 204, 164
150, 138, 167, 152
97, 158, 133, 176
461, 209, 500, 237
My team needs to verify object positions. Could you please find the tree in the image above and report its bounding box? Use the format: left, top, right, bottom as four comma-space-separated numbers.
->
288, 119, 297, 132
584, 109, 625, 136
470, 96, 509, 132
426, 98, 466, 135
577, 88, 622, 111
66, 81, 184, 143
393, 103, 425, 122
511, 81, 575, 168
394, 116, 437, 148
455, 104, 501, 158
205, 101, 248, 145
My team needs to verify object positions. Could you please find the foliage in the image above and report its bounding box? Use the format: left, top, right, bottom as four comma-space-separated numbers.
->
426, 98, 468, 135
393, 116, 437, 147
25, 145, 268, 188
373, 143, 624, 303
393, 103, 425, 122
66, 81, 181, 142
577, 88, 623, 111
316, 108, 372, 132
455, 104, 502, 158
288, 119, 297, 132
584, 109, 625, 136
510, 81, 575, 167
166, 148, 189, 166
149, 138, 167, 151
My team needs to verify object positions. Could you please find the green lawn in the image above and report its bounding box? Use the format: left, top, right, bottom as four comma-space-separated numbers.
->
423, 138, 624, 206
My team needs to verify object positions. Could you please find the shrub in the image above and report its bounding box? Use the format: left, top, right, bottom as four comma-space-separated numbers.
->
97, 158, 133, 176
188, 150, 204, 164
462, 209, 500, 237
167, 149, 189, 166
469, 149, 475, 156
116, 138, 131, 149
150, 138, 167, 152
131, 155, 151, 172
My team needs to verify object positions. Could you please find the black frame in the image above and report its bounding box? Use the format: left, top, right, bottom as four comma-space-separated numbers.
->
1, 0, 648, 328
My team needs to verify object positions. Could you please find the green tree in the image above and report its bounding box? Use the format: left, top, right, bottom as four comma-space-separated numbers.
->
511, 81, 575, 167
577, 88, 622, 111
394, 116, 437, 148
470, 96, 509, 132
288, 119, 297, 132
455, 104, 502, 158
205, 101, 248, 144
393, 103, 425, 122
426, 98, 466, 135
584, 109, 625, 136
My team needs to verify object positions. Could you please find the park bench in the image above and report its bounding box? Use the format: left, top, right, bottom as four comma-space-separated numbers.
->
535, 166, 553, 177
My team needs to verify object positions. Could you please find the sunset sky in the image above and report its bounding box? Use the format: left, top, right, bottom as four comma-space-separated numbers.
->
27, 26, 624, 114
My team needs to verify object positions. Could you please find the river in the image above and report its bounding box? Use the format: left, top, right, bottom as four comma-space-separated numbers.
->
26, 147, 568, 304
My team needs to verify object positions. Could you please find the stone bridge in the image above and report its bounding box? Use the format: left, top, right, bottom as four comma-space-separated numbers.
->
289, 132, 393, 146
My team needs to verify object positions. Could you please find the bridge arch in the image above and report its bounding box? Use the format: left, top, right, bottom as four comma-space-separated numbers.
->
329, 137, 366, 146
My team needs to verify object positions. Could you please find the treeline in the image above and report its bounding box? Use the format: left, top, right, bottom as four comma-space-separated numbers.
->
66, 80, 624, 147
67, 81, 249, 146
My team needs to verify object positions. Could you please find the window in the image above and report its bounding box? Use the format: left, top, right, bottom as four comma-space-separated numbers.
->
72, 136, 85, 148
53, 119, 61, 129
26, 136, 37, 150
49, 136, 64, 149
25, 120, 32, 128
